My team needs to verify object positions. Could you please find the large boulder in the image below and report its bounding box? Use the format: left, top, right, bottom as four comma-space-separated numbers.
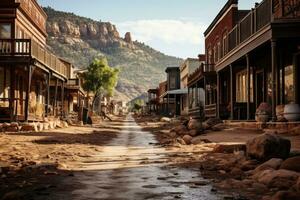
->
246, 134, 291, 161
191, 136, 212, 145
254, 169, 299, 189
280, 156, 300, 172
296, 177, 300, 192
173, 125, 188, 135
20, 123, 38, 132
187, 119, 202, 130
213, 143, 246, 153
203, 118, 223, 130
253, 158, 283, 174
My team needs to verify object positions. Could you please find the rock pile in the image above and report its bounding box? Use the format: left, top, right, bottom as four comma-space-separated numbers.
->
200, 133, 300, 200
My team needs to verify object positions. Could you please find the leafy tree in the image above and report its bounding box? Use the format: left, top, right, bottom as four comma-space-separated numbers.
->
83, 57, 119, 108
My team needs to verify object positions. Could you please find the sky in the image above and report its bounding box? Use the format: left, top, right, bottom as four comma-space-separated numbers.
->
38, 0, 259, 58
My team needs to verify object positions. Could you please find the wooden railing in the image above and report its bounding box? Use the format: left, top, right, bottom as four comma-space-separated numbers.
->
67, 78, 80, 86
203, 64, 215, 72
222, 0, 272, 60
0, 39, 69, 78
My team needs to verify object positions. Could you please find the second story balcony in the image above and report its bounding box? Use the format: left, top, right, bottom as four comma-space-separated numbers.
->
0, 38, 69, 78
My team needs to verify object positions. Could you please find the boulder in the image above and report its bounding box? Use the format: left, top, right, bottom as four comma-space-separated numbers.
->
43, 123, 50, 130
191, 136, 212, 145
253, 158, 283, 174
240, 159, 260, 171
296, 177, 300, 192
4, 123, 19, 132
49, 121, 55, 129
203, 118, 223, 130
188, 129, 203, 137
280, 156, 300, 172
182, 135, 193, 145
187, 119, 202, 130
160, 117, 171, 122
254, 169, 299, 189
173, 125, 188, 135
213, 143, 246, 153
271, 191, 300, 200
176, 137, 186, 145
20, 123, 38, 132
168, 131, 177, 138
246, 133, 291, 161
63, 121, 69, 128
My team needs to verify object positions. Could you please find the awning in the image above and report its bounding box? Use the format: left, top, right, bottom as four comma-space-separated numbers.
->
160, 88, 188, 98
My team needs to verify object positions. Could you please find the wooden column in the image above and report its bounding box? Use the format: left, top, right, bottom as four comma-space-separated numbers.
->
246, 54, 251, 120
46, 73, 51, 117
216, 72, 220, 119
167, 94, 169, 116
53, 78, 58, 116
24, 65, 32, 122
271, 39, 277, 121
61, 80, 65, 117
9, 65, 16, 121
230, 64, 234, 120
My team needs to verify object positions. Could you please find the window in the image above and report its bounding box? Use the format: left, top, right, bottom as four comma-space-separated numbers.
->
217, 42, 221, 61
214, 46, 217, 63
223, 32, 228, 56
0, 23, 11, 39
236, 70, 253, 103
0, 67, 10, 107
170, 76, 176, 89
284, 65, 295, 104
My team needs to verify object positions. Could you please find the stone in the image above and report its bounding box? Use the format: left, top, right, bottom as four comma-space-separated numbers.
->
296, 177, 300, 192
182, 135, 193, 145
124, 32, 133, 44
20, 123, 38, 132
203, 118, 223, 130
213, 143, 246, 153
280, 156, 300, 172
253, 158, 283, 174
160, 117, 171, 122
49, 121, 55, 129
176, 137, 186, 145
5, 123, 19, 132
62, 121, 69, 128
246, 133, 291, 161
188, 129, 202, 137
56, 120, 63, 128
168, 131, 177, 138
240, 159, 259, 171
173, 125, 188, 135
37, 123, 44, 132
43, 123, 50, 130
187, 119, 202, 130
254, 169, 299, 189
190, 136, 212, 145
271, 191, 300, 200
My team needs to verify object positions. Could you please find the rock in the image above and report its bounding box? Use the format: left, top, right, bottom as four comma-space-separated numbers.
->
280, 156, 300, 172
271, 191, 300, 200
240, 159, 259, 171
5, 124, 19, 132
182, 135, 193, 145
188, 130, 200, 137
160, 117, 171, 122
203, 118, 223, 130
56, 120, 63, 128
213, 143, 246, 153
176, 137, 186, 145
168, 131, 177, 138
62, 121, 69, 128
124, 32, 133, 44
254, 169, 299, 189
296, 177, 300, 192
49, 121, 55, 129
253, 158, 283, 174
20, 123, 37, 132
246, 133, 291, 161
190, 136, 212, 145
43, 123, 50, 130
173, 125, 188, 135
37, 122, 44, 131
187, 119, 202, 130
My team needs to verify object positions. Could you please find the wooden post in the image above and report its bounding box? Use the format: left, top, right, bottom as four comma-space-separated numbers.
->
9, 65, 15, 121
230, 64, 234, 120
25, 65, 32, 122
246, 54, 251, 120
216, 72, 220, 119
271, 39, 277, 121
53, 78, 58, 116
46, 73, 51, 117
167, 94, 170, 116
61, 80, 65, 117
204, 77, 207, 118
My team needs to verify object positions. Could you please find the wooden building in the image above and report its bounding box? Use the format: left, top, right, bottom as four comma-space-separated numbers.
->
147, 88, 159, 114
0, 0, 70, 121
205, 0, 300, 120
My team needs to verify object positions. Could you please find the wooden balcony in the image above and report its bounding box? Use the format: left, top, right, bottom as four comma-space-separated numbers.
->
0, 38, 69, 78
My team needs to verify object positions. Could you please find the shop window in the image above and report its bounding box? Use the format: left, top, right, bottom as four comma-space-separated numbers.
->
0, 23, 11, 39
284, 65, 295, 104
170, 76, 176, 89
236, 70, 253, 103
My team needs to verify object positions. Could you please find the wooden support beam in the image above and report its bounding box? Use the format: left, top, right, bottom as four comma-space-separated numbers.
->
46, 73, 51, 117
216, 72, 220, 119
230, 64, 234, 120
246, 54, 251, 120
53, 78, 58, 116
61, 80, 65, 117
9, 65, 15, 121
25, 65, 32, 122
271, 39, 277, 121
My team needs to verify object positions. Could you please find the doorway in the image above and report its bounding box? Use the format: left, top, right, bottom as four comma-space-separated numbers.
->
255, 71, 265, 108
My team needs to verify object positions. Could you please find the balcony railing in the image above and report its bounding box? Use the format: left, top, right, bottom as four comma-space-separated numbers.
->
223, 0, 272, 60
67, 78, 80, 86
202, 64, 215, 72
0, 38, 69, 78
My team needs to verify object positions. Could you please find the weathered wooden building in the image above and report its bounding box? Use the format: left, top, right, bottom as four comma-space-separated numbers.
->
204, 0, 300, 120
147, 88, 159, 114
0, 0, 71, 121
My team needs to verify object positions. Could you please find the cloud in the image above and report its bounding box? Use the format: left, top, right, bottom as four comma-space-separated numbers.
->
116, 19, 207, 46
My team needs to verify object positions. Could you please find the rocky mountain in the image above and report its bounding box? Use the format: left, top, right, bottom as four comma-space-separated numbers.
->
44, 7, 182, 101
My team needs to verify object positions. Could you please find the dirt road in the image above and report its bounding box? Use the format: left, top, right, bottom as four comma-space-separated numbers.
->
28, 114, 221, 200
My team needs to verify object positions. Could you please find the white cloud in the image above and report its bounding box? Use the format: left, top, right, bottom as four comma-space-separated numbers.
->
116, 19, 207, 58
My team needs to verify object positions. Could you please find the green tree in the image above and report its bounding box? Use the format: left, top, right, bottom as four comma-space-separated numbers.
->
83, 57, 119, 108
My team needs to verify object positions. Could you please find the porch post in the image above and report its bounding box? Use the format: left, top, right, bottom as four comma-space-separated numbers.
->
216, 72, 220, 119
61, 80, 65, 117
246, 54, 251, 120
25, 65, 32, 122
271, 39, 277, 121
53, 78, 58, 116
46, 73, 51, 117
230, 64, 234, 120
167, 94, 169, 116
9, 65, 15, 121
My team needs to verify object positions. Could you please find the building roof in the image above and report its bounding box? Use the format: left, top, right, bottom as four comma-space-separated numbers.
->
160, 88, 188, 98
165, 67, 180, 73
204, 0, 238, 36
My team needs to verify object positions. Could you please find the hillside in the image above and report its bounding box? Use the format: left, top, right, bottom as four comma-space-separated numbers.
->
44, 7, 182, 101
